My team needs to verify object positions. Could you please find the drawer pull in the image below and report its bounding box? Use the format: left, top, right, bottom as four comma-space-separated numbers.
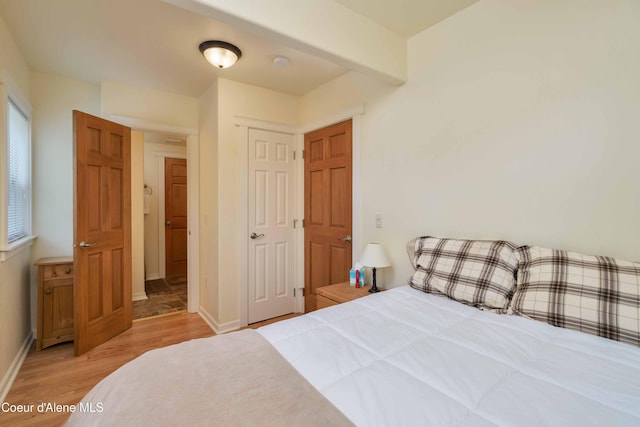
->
45, 287, 51, 295
64, 268, 71, 274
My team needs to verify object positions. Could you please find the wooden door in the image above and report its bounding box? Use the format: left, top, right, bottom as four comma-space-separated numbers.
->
165, 158, 188, 277
248, 129, 295, 323
304, 120, 352, 312
73, 110, 132, 356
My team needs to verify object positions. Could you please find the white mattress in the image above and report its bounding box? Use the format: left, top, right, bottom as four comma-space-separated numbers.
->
258, 286, 640, 426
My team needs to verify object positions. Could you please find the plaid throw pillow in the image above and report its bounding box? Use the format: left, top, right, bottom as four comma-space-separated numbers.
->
511, 246, 640, 347
408, 236, 519, 312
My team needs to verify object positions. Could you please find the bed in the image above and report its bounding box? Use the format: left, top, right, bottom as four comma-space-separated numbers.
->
67, 237, 640, 426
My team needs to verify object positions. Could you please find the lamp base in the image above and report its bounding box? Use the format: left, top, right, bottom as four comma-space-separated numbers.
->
368, 267, 380, 293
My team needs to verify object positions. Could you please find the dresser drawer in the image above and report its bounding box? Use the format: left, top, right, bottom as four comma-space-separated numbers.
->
43, 263, 74, 280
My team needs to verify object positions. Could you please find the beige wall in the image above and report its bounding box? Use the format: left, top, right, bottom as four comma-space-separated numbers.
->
302, 0, 640, 286
198, 81, 219, 320
131, 131, 145, 299
0, 249, 31, 397
0, 15, 31, 398
101, 80, 198, 130
0, 15, 29, 98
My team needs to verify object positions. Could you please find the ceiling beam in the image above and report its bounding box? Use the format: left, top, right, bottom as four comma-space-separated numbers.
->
163, 0, 407, 86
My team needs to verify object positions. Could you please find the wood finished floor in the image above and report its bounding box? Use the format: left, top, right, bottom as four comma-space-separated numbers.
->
2, 311, 299, 426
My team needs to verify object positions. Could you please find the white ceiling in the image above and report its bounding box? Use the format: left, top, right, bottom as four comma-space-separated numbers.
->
0, 0, 478, 98
333, 0, 479, 37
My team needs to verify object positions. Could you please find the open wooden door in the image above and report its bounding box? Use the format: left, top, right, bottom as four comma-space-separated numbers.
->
304, 120, 352, 312
73, 110, 132, 356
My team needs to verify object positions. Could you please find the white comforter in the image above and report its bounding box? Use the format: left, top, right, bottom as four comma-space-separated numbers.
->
258, 286, 640, 426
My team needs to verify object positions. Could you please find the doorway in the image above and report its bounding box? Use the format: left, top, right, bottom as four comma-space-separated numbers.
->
134, 132, 189, 319
246, 128, 296, 324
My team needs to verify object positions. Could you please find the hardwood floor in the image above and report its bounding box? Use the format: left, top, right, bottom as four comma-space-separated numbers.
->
1, 312, 214, 426
1, 311, 300, 426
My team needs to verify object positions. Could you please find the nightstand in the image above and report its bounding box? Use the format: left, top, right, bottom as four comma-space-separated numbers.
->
316, 282, 384, 309
35, 257, 74, 351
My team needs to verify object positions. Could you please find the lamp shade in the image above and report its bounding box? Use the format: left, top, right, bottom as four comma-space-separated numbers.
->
359, 243, 391, 268
199, 40, 242, 69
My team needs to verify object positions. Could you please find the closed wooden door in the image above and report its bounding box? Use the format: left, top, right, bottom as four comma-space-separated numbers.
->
73, 110, 132, 356
248, 128, 295, 323
165, 158, 188, 277
304, 120, 352, 312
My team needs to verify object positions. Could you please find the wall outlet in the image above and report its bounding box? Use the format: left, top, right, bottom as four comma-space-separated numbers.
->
375, 212, 383, 228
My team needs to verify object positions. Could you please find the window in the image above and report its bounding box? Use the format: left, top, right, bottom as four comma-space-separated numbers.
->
1, 71, 34, 261
8, 99, 29, 242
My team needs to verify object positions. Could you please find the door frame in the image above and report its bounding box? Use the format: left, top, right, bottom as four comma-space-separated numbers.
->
235, 103, 365, 327
106, 115, 199, 313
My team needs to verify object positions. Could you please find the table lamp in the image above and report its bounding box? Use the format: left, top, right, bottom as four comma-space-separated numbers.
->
359, 243, 391, 293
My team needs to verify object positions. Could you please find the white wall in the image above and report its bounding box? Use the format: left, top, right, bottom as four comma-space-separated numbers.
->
302, 0, 640, 287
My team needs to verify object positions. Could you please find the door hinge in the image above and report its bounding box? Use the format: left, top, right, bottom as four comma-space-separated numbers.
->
302, 219, 305, 228
293, 150, 296, 160
302, 149, 305, 159
294, 288, 305, 297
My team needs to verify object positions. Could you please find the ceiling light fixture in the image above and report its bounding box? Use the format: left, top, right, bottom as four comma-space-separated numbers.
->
199, 40, 242, 69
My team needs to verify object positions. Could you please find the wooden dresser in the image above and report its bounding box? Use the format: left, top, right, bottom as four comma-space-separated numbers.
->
35, 257, 74, 351
316, 281, 384, 309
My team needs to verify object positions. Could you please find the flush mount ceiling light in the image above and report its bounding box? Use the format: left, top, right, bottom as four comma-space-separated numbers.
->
273, 55, 290, 67
199, 40, 242, 69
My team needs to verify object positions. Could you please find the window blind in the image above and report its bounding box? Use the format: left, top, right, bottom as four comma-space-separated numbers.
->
8, 99, 29, 242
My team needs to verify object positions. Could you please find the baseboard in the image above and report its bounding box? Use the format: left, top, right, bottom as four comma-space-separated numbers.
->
132, 291, 148, 301
198, 307, 240, 334
0, 331, 33, 403
145, 273, 160, 281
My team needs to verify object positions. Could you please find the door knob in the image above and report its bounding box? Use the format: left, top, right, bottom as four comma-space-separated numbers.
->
78, 241, 96, 248
166, 221, 173, 226
338, 235, 352, 243
250, 232, 265, 240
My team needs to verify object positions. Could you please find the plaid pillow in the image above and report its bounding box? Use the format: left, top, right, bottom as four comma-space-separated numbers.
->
511, 246, 640, 347
408, 236, 519, 312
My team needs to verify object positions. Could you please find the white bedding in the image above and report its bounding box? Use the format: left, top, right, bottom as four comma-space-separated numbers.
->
258, 286, 640, 426
69, 286, 640, 426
